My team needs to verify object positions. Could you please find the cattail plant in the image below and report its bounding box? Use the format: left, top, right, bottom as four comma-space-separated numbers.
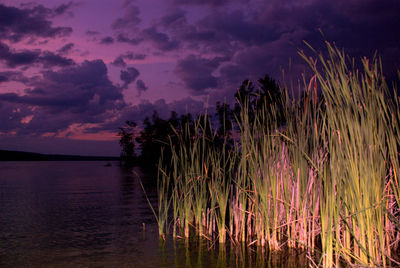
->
300, 42, 400, 267
148, 42, 400, 268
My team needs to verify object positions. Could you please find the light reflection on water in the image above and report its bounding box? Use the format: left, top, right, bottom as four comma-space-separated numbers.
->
0, 161, 306, 267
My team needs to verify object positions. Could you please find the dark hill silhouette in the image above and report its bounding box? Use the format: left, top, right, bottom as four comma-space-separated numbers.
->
0, 150, 119, 161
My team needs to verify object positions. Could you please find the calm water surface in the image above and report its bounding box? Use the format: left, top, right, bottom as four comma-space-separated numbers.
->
0, 161, 306, 267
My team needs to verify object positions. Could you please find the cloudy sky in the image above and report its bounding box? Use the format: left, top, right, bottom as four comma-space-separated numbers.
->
0, 0, 399, 156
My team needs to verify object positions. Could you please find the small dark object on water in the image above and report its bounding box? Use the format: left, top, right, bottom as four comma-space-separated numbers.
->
104, 162, 112, 167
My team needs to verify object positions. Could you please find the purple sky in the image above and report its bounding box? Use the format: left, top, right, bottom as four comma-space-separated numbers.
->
0, 0, 399, 156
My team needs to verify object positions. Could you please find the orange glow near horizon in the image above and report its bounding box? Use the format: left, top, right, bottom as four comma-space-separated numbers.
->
41, 123, 120, 141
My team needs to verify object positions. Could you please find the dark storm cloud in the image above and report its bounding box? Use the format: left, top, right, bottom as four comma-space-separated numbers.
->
2, 60, 123, 109
136, 79, 148, 93
0, 41, 74, 68
141, 26, 180, 51
168, 97, 205, 116
87, 99, 161, 132
0, 71, 25, 83
87, 99, 172, 133
166, 0, 399, 92
253, 0, 400, 79
220, 44, 290, 85
0, 75, 8, 82
0, 3, 72, 42
172, 0, 229, 7
174, 55, 226, 94
139, 98, 204, 121
100, 36, 114, 45
0, 41, 39, 67
200, 10, 281, 45
53, 1, 78, 16
86, 30, 100, 36
0, 93, 21, 102
111, 4, 141, 30
0, 72, 18, 83
155, 10, 229, 59
0, 101, 33, 132
120, 67, 140, 89
182, 30, 216, 43
159, 9, 186, 28
39, 51, 75, 68
57, 43, 74, 55
116, 33, 143, 45
112, 56, 126, 68
0, 60, 125, 134
158, 10, 218, 47
111, 3, 179, 51
94, 96, 205, 133
112, 52, 146, 67
123, 52, 146, 60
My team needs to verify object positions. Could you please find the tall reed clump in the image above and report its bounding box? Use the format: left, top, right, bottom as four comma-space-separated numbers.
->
159, 113, 236, 242
300, 42, 400, 267
152, 42, 400, 267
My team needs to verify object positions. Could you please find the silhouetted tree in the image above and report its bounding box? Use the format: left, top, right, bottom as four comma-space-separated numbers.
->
234, 74, 285, 130
135, 110, 194, 169
216, 101, 234, 149
118, 73, 286, 169
118, 121, 137, 166
234, 79, 257, 126
256, 74, 286, 127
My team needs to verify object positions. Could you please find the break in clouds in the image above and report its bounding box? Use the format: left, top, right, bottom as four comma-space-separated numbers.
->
0, 0, 399, 146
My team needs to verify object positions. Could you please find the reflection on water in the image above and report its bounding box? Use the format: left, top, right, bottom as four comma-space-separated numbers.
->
0, 161, 307, 267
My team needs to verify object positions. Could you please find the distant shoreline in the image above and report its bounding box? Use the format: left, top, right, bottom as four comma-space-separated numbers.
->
0, 150, 120, 161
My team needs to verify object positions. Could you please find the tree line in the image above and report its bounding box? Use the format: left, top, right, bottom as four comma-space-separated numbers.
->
118, 74, 285, 168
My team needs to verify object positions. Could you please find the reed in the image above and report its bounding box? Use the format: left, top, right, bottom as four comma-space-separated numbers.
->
151, 42, 400, 267
300, 42, 399, 267
140, 152, 171, 239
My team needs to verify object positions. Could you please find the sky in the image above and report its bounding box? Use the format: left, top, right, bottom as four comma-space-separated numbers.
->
0, 0, 399, 156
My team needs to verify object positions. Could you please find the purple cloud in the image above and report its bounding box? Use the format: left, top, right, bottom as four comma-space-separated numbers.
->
123, 52, 146, 60
39, 51, 75, 68
136, 79, 148, 93
159, 9, 186, 28
0, 42, 39, 67
116, 33, 143, 45
100, 36, 114, 45
111, 4, 179, 51
155, 10, 229, 56
0, 41, 74, 68
0, 75, 8, 82
200, 10, 281, 45
112, 56, 127, 68
120, 67, 140, 89
112, 51, 146, 67
111, 4, 141, 30
0, 71, 24, 83
0, 60, 125, 134
96, 97, 205, 132
141, 26, 180, 51
53, 1, 78, 16
172, 0, 229, 7
57, 43, 74, 55
85, 30, 99, 36
0, 3, 72, 42
174, 55, 225, 94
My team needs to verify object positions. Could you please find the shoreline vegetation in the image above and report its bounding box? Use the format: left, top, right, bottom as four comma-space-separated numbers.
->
143, 43, 400, 267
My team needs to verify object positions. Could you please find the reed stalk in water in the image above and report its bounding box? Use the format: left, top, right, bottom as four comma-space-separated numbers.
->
151, 42, 400, 267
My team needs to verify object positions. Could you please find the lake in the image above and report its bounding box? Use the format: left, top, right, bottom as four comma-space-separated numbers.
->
0, 161, 306, 267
